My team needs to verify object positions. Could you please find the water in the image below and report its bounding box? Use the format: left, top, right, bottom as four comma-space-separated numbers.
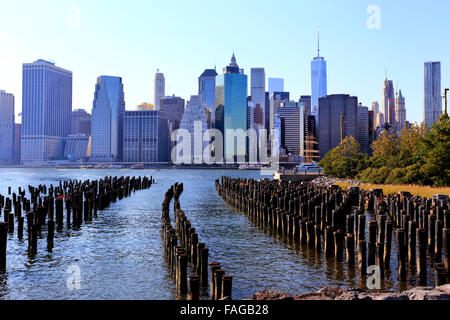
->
0, 169, 435, 300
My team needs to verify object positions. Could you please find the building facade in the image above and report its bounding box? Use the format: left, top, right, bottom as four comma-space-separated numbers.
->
178, 95, 210, 164
357, 104, 369, 154
318, 94, 358, 159
382, 79, 395, 125
424, 61, 442, 127
123, 110, 169, 163
160, 95, 185, 132
215, 54, 248, 163
154, 70, 165, 110
64, 134, 91, 161
21, 60, 72, 164
396, 90, 406, 131
198, 69, 217, 123
91, 76, 125, 162
0, 90, 15, 163
72, 109, 91, 135
276, 101, 306, 156
311, 47, 327, 133
250, 68, 266, 127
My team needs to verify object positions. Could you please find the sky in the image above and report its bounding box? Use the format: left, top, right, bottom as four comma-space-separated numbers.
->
0, 0, 449, 124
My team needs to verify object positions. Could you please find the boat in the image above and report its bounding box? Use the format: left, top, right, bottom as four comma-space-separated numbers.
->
131, 164, 145, 170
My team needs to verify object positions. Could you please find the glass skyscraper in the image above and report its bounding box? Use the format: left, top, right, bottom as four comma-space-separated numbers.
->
311, 43, 327, 132
424, 61, 442, 127
21, 59, 72, 164
215, 54, 248, 163
0, 90, 15, 163
91, 76, 125, 162
198, 69, 217, 124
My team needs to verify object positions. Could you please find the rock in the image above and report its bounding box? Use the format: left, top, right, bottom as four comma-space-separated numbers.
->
250, 290, 293, 301
437, 284, 450, 294
403, 287, 450, 300
294, 293, 333, 301
334, 290, 373, 301
317, 286, 346, 299
369, 293, 409, 301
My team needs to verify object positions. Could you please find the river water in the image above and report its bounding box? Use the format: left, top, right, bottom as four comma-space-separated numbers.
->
0, 169, 432, 300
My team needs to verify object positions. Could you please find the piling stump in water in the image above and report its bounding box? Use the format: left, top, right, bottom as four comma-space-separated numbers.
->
188, 275, 200, 301
222, 275, 233, 300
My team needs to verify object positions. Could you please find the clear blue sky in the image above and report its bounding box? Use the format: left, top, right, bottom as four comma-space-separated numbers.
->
0, 0, 449, 124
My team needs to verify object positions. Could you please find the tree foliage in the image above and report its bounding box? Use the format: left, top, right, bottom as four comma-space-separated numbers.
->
319, 117, 450, 187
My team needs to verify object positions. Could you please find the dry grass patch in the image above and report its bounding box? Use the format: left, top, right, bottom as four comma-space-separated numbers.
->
335, 182, 450, 198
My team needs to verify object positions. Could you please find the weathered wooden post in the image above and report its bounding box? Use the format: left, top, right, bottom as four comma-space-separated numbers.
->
214, 269, 225, 300
209, 262, 221, 300
188, 275, 200, 301
444, 228, 450, 276
346, 233, 355, 268
396, 229, 407, 282
222, 275, 233, 300
358, 240, 367, 277
47, 220, 55, 252
0, 223, 7, 272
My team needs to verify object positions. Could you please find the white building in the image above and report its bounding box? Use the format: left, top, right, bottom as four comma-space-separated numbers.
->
0, 90, 14, 163
424, 61, 442, 127
178, 95, 210, 164
154, 70, 165, 110
311, 40, 327, 133
21, 60, 72, 164
396, 90, 406, 131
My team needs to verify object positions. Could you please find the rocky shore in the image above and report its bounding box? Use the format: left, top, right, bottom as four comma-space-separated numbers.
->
310, 176, 363, 188
248, 285, 450, 301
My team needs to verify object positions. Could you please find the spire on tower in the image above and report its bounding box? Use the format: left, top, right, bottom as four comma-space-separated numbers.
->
317, 31, 320, 57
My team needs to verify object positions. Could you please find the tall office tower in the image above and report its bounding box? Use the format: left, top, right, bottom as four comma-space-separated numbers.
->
248, 100, 266, 163
382, 79, 395, 125
311, 37, 327, 133
388, 98, 396, 129
268, 78, 284, 96
264, 92, 270, 132
299, 95, 312, 138
154, 69, 165, 110
72, 109, 92, 135
368, 110, 375, 154
371, 101, 380, 127
357, 104, 369, 154
424, 61, 442, 127
123, 110, 169, 163
160, 95, 185, 132
21, 60, 72, 164
275, 101, 306, 156
215, 54, 248, 163
198, 69, 218, 123
250, 68, 266, 127
396, 90, 406, 131
269, 92, 290, 133
178, 95, 210, 164
91, 76, 125, 162
0, 90, 14, 163
376, 112, 384, 128
318, 94, 358, 159
14, 123, 21, 164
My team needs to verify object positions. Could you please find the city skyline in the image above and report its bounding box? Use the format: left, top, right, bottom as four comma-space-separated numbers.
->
0, 0, 449, 126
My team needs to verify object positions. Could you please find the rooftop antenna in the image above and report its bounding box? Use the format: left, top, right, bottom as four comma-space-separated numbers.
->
385, 67, 388, 80
317, 31, 320, 57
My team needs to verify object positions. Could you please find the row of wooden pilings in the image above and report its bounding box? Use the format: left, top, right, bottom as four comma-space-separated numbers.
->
216, 177, 450, 287
162, 182, 233, 300
0, 175, 154, 272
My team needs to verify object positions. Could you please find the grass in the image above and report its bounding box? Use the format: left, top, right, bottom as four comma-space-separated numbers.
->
335, 182, 450, 198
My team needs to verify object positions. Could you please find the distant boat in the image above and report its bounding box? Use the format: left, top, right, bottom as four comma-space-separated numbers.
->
131, 164, 145, 170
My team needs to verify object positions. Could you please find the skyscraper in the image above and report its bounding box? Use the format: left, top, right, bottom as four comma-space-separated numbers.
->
215, 53, 248, 163
198, 68, 218, 122
268, 78, 284, 96
154, 70, 165, 110
0, 90, 14, 163
160, 95, 185, 132
72, 109, 92, 135
91, 76, 125, 162
250, 68, 266, 127
318, 94, 358, 159
357, 104, 369, 154
178, 95, 210, 164
21, 59, 72, 164
371, 101, 380, 127
424, 61, 442, 127
311, 37, 327, 132
396, 90, 406, 131
382, 79, 395, 125
276, 101, 306, 156
269, 92, 290, 133
123, 110, 169, 163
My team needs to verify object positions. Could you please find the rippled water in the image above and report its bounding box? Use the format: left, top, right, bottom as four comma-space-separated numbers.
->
0, 169, 436, 300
